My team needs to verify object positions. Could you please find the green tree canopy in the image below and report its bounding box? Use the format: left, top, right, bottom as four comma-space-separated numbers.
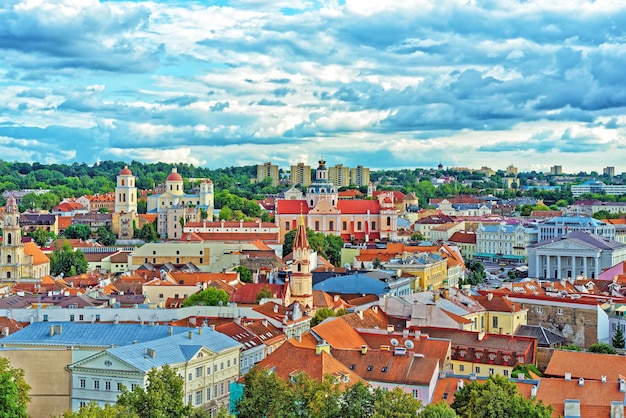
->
57, 402, 134, 418
0, 357, 31, 418
419, 401, 457, 418
588, 342, 616, 354
255, 287, 274, 304
28, 227, 54, 247
49, 241, 89, 278
116, 365, 192, 418
64, 224, 92, 241
234, 265, 253, 283
96, 226, 117, 246
613, 326, 625, 349
182, 287, 229, 307
450, 374, 552, 418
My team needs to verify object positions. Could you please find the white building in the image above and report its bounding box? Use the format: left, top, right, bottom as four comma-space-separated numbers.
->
527, 231, 626, 279
538, 216, 616, 241
67, 326, 241, 414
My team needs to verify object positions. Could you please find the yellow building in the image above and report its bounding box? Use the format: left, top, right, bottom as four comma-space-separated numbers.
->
328, 164, 351, 187
257, 161, 280, 186
290, 162, 311, 186
384, 252, 448, 292
350, 165, 370, 187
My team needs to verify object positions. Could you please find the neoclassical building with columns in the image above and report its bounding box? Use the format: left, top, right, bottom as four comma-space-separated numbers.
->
527, 230, 626, 280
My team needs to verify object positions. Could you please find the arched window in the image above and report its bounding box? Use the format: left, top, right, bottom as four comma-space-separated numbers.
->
297, 263, 301, 272
7, 255, 11, 264
7, 233, 11, 245
121, 179, 125, 186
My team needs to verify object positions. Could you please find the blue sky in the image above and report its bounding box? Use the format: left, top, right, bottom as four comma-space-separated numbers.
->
1, 0, 626, 173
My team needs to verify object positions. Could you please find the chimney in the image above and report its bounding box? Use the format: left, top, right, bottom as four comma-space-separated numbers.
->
531, 385, 537, 398
456, 379, 464, 391
415, 330, 421, 339
565, 372, 572, 381
402, 329, 409, 338
478, 331, 485, 341
198, 327, 203, 335
487, 292, 493, 301
168, 326, 173, 336
620, 379, 626, 392
602, 375, 607, 382
188, 331, 193, 340
578, 377, 584, 386
361, 345, 368, 355
315, 340, 331, 355
50, 325, 55, 337
443, 288, 450, 299
433, 292, 440, 302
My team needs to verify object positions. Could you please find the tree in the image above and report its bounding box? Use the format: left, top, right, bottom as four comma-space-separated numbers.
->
310, 307, 336, 327
450, 374, 552, 418
182, 287, 229, 307
372, 387, 422, 418
96, 226, 116, 246
613, 326, 625, 349
117, 365, 192, 418
57, 402, 134, 418
561, 343, 582, 351
235, 265, 253, 283
137, 222, 157, 242
512, 364, 541, 379
419, 401, 457, 417
49, 241, 88, 277
29, 227, 54, 247
235, 367, 293, 418
0, 357, 31, 418
64, 224, 92, 241
218, 207, 233, 221
588, 342, 616, 354
372, 257, 382, 269
255, 287, 274, 304
339, 381, 375, 418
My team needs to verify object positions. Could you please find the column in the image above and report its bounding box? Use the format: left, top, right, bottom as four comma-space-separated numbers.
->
571, 256, 576, 278
583, 257, 588, 278
546, 256, 551, 279
557, 256, 562, 279
536, 254, 540, 278
595, 254, 600, 279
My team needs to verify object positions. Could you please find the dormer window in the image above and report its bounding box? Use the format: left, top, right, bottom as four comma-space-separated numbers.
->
488, 353, 496, 361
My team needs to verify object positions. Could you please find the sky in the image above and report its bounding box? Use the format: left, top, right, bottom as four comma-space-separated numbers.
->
1, 0, 626, 174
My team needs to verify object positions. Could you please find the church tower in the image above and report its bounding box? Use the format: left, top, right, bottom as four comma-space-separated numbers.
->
305, 159, 338, 209
290, 215, 313, 309
1, 195, 25, 282
115, 166, 138, 213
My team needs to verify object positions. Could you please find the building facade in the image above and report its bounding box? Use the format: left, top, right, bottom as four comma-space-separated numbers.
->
289, 162, 311, 187
256, 162, 279, 187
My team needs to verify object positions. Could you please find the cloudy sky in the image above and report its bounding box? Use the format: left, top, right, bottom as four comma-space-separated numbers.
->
1, 0, 626, 173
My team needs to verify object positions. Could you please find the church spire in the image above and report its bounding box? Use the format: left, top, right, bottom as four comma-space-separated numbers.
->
292, 214, 309, 251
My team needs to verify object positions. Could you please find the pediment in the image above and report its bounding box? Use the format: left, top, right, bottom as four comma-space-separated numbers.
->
537, 239, 595, 252
68, 351, 140, 373
310, 199, 339, 213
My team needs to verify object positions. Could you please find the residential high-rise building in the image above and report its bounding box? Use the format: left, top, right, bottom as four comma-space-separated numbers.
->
604, 166, 616, 177
506, 164, 518, 176
290, 162, 311, 186
328, 164, 351, 187
549, 165, 563, 175
256, 162, 280, 186
350, 165, 370, 187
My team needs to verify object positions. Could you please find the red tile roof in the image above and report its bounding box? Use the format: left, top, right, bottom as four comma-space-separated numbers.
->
544, 350, 626, 381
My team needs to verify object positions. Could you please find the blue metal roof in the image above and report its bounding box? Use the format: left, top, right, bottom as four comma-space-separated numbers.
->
313, 273, 388, 295
0, 322, 194, 348
103, 328, 241, 372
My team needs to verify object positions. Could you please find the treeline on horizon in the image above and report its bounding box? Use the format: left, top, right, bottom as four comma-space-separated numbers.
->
0, 160, 619, 209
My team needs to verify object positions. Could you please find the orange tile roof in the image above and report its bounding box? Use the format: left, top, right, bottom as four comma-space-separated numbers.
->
311, 318, 367, 349
23, 241, 50, 265
57, 217, 72, 230
544, 350, 626, 381
536, 377, 624, 418
254, 340, 364, 387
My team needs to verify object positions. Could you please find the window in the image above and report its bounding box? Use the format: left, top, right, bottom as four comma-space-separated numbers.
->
159, 293, 164, 299
536, 306, 543, 314
214, 385, 218, 398
387, 217, 391, 226
220, 382, 224, 395
412, 389, 419, 399
79, 402, 86, 408
214, 365, 217, 372
105, 381, 111, 391
342, 221, 347, 230
357, 221, 362, 230
95, 315, 100, 322
221, 362, 224, 370
80, 378, 86, 388
503, 370, 509, 377
70, 315, 75, 321
196, 367, 203, 378
207, 366, 211, 375
196, 390, 203, 405
188, 394, 193, 405
79, 315, 84, 321
117, 382, 123, 391
207, 387, 211, 400
475, 366, 480, 373
489, 368, 495, 375
557, 308, 563, 315
315, 221, 320, 231
131, 384, 137, 391
188, 373, 193, 381
459, 365, 464, 372
285, 222, 290, 230
329, 221, 334, 231
371, 221, 376, 230
94, 380, 100, 390
492, 317, 498, 328
43, 314, 48, 322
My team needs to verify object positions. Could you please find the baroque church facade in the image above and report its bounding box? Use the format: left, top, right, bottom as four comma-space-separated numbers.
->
275, 160, 398, 243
